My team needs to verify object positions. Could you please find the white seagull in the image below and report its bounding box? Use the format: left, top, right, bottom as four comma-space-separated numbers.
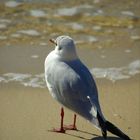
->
45, 35, 130, 139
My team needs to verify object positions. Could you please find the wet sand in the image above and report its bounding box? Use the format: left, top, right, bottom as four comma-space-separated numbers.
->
0, 75, 139, 140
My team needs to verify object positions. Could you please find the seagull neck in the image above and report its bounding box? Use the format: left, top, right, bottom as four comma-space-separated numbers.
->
54, 52, 78, 62
59, 55, 78, 62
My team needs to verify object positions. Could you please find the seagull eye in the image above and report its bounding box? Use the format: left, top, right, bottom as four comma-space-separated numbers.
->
58, 46, 62, 50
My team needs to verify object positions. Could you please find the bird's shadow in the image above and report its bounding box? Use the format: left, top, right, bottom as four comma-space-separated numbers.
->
65, 129, 123, 140
91, 136, 123, 140
65, 129, 98, 140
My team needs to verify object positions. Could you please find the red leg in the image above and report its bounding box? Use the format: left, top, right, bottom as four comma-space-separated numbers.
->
73, 114, 77, 130
51, 107, 65, 133
64, 114, 77, 130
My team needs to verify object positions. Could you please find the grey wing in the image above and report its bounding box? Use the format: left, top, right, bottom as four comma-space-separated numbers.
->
46, 60, 104, 124
65, 60, 105, 125
61, 61, 103, 121
65, 60, 99, 102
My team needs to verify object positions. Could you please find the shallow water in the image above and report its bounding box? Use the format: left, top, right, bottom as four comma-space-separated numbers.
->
0, 0, 140, 88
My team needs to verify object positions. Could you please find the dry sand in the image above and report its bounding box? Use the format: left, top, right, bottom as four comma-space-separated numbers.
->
0, 75, 139, 140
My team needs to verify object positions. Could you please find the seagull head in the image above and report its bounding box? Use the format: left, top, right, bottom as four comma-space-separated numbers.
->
50, 35, 78, 61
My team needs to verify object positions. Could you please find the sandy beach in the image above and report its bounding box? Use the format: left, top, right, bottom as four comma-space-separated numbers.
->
0, 75, 139, 140
0, 0, 140, 140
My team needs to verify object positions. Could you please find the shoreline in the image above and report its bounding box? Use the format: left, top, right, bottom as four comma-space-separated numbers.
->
0, 75, 139, 140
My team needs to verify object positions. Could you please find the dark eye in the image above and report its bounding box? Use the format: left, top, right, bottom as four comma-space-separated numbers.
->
58, 46, 62, 50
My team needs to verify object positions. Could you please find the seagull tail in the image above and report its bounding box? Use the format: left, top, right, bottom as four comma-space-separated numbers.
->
97, 111, 131, 140
105, 121, 131, 140
97, 111, 107, 139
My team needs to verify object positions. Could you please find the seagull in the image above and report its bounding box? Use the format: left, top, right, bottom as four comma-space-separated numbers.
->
44, 35, 131, 139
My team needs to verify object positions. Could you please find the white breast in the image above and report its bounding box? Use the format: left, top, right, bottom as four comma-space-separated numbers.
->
46, 78, 57, 99
45, 50, 60, 99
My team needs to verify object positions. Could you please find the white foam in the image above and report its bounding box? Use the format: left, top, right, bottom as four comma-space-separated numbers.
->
31, 55, 39, 59
17, 29, 41, 36
67, 22, 84, 30
23, 77, 44, 88
57, 5, 93, 17
88, 36, 98, 42
30, 10, 46, 17
128, 60, 140, 75
121, 11, 134, 17
130, 35, 140, 41
93, 0, 101, 4
22, 73, 45, 88
40, 42, 47, 46
75, 35, 98, 44
0, 19, 11, 23
0, 24, 7, 29
5, 1, 21, 8
0, 36, 7, 40
11, 33, 21, 38
1, 73, 45, 88
0, 77, 5, 82
91, 60, 140, 82
92, 25, 102, 31
57, 7, 79, 16
125, 49, 131, 53
3, 73, 31, 82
